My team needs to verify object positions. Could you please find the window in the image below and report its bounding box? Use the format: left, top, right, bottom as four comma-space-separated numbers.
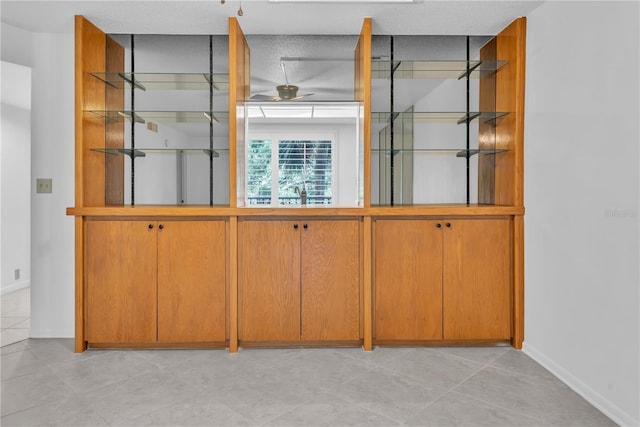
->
246, 139, 273, 205
247, 135, 335, 206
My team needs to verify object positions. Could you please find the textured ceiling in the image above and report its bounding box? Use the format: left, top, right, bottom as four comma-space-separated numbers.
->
1, 1, 543, 36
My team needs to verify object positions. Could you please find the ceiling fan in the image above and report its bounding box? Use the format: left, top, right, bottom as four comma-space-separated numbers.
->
251, 61, 314, 102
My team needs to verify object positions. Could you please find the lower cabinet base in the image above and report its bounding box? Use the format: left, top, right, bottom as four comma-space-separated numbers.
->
84, 340, 514, 351
238, 340, 363, 349
87, 341, 229, 350
373, 339, 512, 347
74, 213, 523, 354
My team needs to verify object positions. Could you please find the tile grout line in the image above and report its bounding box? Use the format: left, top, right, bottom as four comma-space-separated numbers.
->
400, 348, 528, 419
0, 402, 42, 420
128, 393, 260, 427
254, 350, 384, 425
401, 354, 496, 421
1, 286, 30, 347
330, 363, 448, 425
41, 349, 168, 397
485, 361, 560, 381
445, 361, 552, 425
447, 388, 546, 425
323, 347, 500, 423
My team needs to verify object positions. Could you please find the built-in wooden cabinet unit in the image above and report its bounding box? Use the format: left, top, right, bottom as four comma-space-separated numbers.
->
442, 218, 511, 340
69, 15, 525, 353
300, 220, 360, 341
239, 220, 300, 342
239, 219, 360, 345
85, 219, 227, 347
374, 219, 444, 341
156, 220, 227, 343
86, 220, 157, 343
374, 218, 511, 344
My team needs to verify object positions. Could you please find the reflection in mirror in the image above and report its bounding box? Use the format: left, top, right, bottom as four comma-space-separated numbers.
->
247, 35, 357, 103
107, 34, 230, 206
370, 35, 495, 206
244, 102, 362, 207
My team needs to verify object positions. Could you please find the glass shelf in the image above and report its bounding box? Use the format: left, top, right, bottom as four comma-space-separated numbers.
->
90, 147, 228, 159
86, 110, 230, 124
372, 111, 508, 124
89, 72, 230, 91
372, 60, 506, 80
371, 148, 508, 158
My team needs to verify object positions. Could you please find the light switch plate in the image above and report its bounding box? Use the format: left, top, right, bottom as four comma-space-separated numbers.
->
36, 178, 52, 194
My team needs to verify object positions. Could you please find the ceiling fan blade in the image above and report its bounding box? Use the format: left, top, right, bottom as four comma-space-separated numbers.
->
290, 93, 314, 100
250, 76, 276, 85
251, 94, 282, 101
303, 87, 350, 95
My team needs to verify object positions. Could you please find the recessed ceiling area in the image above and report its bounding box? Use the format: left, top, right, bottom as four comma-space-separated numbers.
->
0, 1, 543, 35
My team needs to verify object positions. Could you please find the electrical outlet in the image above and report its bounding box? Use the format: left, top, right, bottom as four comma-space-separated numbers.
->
15, 269, 20, 280
36, 178, 52, 193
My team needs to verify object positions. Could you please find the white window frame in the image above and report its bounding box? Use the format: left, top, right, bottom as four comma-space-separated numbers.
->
246, 131, 338, 206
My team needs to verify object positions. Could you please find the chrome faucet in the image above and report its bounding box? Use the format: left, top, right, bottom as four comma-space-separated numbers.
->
295, 184, 307, 205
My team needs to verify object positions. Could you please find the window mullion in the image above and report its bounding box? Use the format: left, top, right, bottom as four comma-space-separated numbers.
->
272, 138, 280, 205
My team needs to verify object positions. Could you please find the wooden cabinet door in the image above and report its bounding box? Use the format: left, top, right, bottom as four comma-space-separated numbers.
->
86, 220, 157, 343
374, 219, 443, 340
239, 220, 301, 342
157, 220, 226, 343
443, 219, 511, 340
301, 220, 360, 341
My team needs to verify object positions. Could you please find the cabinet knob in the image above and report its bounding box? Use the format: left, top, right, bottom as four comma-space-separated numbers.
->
148, 224, 154, 230
303, 224, 308, 229
436, 223, 442, 228
293, 224, 299, 229
446, 222, 452, 228
158, 224, 164, 230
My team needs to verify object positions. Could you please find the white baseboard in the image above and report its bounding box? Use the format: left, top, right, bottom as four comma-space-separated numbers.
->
523, 342, 638, 427
1, 280, 30, 296
29, 329, 73, 339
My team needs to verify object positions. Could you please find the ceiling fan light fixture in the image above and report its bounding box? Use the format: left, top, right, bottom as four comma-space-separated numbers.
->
276, 84, 299, 100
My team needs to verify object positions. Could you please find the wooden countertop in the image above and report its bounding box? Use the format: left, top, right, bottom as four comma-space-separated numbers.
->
67, 205, 525, 217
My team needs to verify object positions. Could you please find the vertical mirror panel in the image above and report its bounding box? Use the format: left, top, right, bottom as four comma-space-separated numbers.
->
370, 35, 501, 206
246, 35, 357, 103
239, 35, 362, 208
98, 34, 230, 206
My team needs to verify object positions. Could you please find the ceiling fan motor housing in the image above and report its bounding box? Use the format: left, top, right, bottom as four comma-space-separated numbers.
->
276, 84, 299, 100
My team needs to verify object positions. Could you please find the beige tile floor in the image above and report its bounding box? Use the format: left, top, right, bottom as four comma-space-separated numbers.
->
1, 339, 617, 426
0, 287, 618, 426
1, 287, 30, 347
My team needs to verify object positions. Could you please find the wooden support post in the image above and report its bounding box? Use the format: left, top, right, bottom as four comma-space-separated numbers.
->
363, 216, 373, 351
229, 216, 239, 352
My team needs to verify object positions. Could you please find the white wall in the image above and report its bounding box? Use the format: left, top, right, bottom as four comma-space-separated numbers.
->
30, 28, 76, 338
1, 24, 35, 68
2, 21, 76, 338
1, 61, 32, 295
523, 2, 639, 426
